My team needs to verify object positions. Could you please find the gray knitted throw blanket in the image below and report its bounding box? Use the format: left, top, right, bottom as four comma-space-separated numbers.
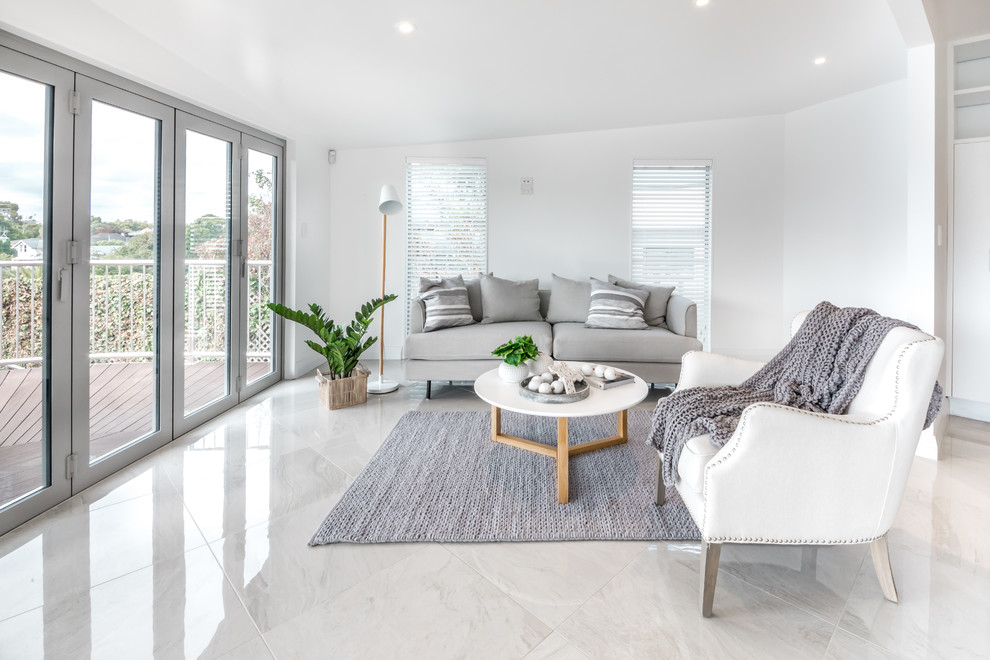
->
650, 301, 942, 488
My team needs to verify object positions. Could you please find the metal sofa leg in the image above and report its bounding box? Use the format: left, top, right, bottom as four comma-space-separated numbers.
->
655, 452, 666, 505
701, 541, 721, 617
870, 534, 899, 603
426, 380, 431, 399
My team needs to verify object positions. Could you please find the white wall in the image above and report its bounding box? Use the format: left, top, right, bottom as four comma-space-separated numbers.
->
326, 116, 786, 364
282, 140, 334, 378
782, 81, 919, 328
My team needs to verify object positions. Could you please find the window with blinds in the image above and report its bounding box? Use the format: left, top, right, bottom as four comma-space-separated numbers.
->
631, 161, 712, 347
405, 158, 488, 331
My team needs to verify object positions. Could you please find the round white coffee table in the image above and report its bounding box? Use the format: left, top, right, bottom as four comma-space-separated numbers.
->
474, 364, 649, 503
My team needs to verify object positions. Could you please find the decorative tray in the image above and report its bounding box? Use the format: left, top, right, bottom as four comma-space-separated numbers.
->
518, 376, 590, 404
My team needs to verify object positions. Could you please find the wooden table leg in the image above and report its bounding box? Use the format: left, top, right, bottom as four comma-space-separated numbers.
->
491, 405, 501, 443
618, 408, 627, 441
557, 416, 569, 503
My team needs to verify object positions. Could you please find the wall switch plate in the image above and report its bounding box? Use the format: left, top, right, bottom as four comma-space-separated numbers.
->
520, 177, 534, 195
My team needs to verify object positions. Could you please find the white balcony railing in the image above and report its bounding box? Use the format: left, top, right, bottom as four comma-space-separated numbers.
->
0, 259, 274, 367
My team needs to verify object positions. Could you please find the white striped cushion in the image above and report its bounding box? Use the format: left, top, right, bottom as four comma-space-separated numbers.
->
585, 278, 649, 330
418, 275, 475, 332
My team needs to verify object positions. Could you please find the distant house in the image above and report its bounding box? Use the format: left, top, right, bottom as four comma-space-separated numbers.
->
91, 232, 129, 243
10, 239, 43, 261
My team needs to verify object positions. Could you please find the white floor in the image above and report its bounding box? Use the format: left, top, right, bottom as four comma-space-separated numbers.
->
0, 374, 988, 659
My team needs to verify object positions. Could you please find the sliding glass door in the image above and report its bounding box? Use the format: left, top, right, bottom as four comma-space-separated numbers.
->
0, 48, 73, 529
0, 44, 283, 534
70, 76, 175, 490
174, 114, 240, 434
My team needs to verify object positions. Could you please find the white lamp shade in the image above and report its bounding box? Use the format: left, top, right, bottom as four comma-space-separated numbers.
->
378, 184, 403, 215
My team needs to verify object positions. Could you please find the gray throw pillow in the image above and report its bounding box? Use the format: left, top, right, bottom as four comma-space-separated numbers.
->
418, 275, 475, 332
546, 274, 591, 323
585, 278, 649, 330
421, 272, 489, 322
608, 274, 675, 328
479, 275, 542, 324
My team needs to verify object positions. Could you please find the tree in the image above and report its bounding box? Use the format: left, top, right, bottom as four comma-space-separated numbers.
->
186, 214, 227, 259
247, 169, 273, 260
108, 232, 154, 260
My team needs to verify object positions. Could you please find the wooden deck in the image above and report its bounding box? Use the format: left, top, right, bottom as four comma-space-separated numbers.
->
0, 361, 271, 507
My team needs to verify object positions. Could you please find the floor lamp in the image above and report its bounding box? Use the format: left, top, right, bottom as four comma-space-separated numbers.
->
368, 184, 402, 394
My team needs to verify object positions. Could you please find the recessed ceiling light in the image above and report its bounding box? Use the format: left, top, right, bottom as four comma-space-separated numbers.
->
814, 56, 827, 65
696, 0, 710, 6
397, 21, 415, 34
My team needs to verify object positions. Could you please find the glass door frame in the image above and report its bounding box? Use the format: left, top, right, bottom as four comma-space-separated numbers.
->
0, 47, 74, 532
173, 111, 243, 436
238, 134, 283, 401
70, 75, 175, 492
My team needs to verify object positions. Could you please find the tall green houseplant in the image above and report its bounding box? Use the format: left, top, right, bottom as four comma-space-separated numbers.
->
267, 295, 397, 380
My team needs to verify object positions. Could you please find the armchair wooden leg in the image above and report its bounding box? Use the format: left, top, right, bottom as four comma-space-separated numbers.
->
870, 534, 899, 603
701, 541, 721, 617
426, 380, 431, 399
654, 453, 666, 505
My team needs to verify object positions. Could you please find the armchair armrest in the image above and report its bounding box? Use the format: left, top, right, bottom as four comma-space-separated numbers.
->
676, 352, 765, 390
666, 295, 697, 337
701, 403, 896, 543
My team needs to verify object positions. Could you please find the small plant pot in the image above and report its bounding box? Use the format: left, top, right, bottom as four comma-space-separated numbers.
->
498, 361, 531, 383
315, 368, 369, 409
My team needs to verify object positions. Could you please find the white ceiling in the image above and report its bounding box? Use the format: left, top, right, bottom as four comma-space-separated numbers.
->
0, 0, 913, 148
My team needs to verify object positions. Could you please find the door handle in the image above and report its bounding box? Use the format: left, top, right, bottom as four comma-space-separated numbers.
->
58, 267, 69, 302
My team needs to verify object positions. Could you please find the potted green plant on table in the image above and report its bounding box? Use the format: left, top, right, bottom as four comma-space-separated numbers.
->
267, 295, 397, 409
492, 334, 540, 382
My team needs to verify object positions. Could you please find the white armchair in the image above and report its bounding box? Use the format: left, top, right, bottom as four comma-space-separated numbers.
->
656, 313, 944, 617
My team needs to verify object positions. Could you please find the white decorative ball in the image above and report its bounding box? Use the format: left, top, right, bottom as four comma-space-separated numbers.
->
594, 365, 607, 378
550, 381, 564, 394
581, 364, 594, 376
527, 378, 541, 391
538, 382, 552, 394
604, 368, 617, 381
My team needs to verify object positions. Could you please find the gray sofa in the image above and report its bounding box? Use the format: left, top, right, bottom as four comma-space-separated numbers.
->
404, 289, 702, 398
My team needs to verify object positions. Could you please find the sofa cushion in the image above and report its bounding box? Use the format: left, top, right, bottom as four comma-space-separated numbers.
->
405, 321, 552, 360
552, 323, 702, 362
480, 275, 543, 324
546, 274, 591, 323
608, 275, 675, 328
677, 434, 718, 493
421, 272, 488, 322
418, 276, 475, 332
585, 278, 649, 330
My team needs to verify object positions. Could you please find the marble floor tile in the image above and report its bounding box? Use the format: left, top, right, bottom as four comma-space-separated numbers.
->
838, 542, 990, 659
556, 545, 834, 659
524, 632, 591, 660
175, 445, 353, 543
214, 636, 276, 660
0, 545, 259, 660
445, 540, 648, 628
209, 496, 423, 632
823, 628, 899, 659
263, 544, 551, 660
716, 542, 869, 623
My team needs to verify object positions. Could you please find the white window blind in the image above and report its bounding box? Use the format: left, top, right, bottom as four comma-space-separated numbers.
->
631, 161, 712, 348
405, 158, 488, 331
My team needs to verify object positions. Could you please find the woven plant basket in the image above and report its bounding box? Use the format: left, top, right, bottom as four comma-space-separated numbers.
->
316, 366, 369, 410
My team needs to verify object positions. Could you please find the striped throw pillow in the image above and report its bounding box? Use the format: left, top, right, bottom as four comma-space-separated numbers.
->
585, 278, 649, 330
418, 275, 475, 332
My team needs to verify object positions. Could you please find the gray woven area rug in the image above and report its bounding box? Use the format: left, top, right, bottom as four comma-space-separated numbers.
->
310, 410, 701, 545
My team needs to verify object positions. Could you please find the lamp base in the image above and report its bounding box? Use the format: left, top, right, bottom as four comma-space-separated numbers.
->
367, 378, 399, 394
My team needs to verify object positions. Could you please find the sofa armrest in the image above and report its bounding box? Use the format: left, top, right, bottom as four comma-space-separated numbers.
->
676, 352, 765, 390
701, 403, 895, 543
666, 295, 697, 337
409, 298, 425, 334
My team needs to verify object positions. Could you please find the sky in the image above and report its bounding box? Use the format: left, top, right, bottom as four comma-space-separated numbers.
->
0, 69, 232, 231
